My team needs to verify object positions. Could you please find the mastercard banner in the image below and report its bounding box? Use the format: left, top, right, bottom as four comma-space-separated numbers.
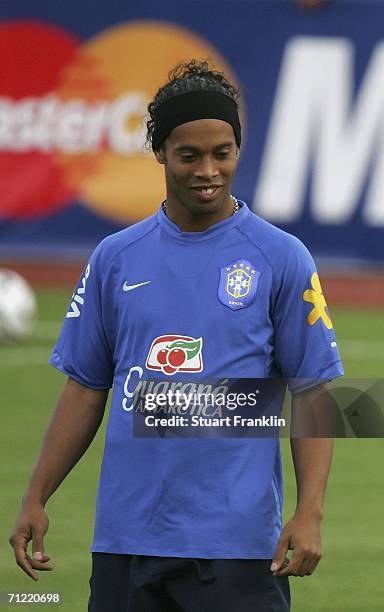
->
0, 20, 236, 224
0, 1, 383, 263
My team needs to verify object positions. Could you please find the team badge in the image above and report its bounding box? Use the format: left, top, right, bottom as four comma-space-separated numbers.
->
303, 272, 333, 329
218, 260, 260, 310
146, 335, 203, 375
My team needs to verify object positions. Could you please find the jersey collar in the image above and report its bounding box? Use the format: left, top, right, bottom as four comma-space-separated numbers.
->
157, 200, 249, 242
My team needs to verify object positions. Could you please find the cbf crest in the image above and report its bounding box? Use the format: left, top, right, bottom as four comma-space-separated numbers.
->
218, 260, 260, 310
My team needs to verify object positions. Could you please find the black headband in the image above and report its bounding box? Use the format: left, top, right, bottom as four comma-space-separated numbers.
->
151, 90, 241, 151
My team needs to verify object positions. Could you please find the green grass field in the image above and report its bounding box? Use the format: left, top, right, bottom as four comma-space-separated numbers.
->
0, 289, 383, 611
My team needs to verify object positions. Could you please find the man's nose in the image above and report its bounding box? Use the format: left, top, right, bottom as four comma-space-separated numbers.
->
195, 156, 219, 180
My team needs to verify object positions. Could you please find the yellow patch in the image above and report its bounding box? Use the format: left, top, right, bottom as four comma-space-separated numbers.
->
303, 272, 333, 329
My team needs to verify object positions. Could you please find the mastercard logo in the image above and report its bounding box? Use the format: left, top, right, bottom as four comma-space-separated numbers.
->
0, 20, 242, 223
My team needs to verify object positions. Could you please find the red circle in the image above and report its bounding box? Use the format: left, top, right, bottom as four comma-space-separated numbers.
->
0, 21, 80, 220
157, 349, 168, 365
0, 21, 79, 98
167, 348, 186, 368
163, 364, 177, 375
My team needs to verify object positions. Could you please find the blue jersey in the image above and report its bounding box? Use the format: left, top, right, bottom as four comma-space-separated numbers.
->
50, 202, 343, 559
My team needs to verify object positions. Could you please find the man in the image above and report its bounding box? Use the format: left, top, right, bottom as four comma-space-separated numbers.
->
10, 60, 343, 611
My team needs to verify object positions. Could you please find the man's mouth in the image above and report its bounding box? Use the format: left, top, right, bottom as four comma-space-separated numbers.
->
191, 185, 222, 197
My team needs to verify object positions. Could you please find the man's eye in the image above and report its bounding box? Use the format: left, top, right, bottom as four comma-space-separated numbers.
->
180, 155, 196, 162
217, 151, 230, 158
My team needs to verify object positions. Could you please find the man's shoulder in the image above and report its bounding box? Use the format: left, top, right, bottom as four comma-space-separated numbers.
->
94, 213, 158, 262
241, 206, 311, 267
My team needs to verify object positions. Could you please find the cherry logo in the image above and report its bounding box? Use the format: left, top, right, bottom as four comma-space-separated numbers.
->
146, 335, 203, 375
157, 347, 187, 374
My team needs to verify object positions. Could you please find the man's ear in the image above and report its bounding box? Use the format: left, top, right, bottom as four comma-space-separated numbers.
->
154, 147, 166, 165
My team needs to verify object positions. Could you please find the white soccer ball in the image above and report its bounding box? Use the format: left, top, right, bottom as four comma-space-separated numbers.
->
0, 269, 37, 340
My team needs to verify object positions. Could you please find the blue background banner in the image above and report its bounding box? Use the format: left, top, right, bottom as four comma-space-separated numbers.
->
1, 0, 383, 263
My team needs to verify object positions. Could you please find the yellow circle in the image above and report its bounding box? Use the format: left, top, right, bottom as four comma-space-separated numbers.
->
55, 21, 241, 223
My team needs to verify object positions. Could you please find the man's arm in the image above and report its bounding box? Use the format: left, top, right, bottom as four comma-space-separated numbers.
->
271, 384, 334, 577
9, 377, 108, 581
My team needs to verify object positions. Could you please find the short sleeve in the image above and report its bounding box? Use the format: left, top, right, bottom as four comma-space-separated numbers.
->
272, 238, 344, 394
49, 244, 114, 389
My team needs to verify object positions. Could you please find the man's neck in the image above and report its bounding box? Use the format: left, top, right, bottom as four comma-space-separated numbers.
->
163, 195, 236, 232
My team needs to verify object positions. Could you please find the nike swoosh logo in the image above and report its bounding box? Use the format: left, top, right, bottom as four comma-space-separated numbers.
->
123, 280, 151, 292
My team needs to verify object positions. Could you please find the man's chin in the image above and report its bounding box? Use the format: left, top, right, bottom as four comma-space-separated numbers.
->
188, 194, 229, 216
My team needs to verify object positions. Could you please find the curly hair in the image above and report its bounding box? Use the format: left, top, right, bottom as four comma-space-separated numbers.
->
146, 59, 240, 150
